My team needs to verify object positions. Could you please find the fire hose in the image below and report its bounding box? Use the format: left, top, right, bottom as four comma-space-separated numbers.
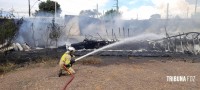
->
62, 65, 75, 90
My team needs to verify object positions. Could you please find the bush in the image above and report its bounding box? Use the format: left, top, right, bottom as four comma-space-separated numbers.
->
0, 19, 18, 44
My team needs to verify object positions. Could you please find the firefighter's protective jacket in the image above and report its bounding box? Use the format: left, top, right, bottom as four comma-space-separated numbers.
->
59, 51, 71, 65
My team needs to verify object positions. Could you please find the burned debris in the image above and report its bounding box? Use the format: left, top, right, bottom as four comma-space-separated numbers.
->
71, 38, 115, 50
1, 16, 200, 58
157, 32, 200, 54
1, 31, 200, 57
0, 18, 23, 53
71, 32, 200, 56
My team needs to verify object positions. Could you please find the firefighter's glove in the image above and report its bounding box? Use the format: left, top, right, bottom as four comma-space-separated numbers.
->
70, 58, 76, 65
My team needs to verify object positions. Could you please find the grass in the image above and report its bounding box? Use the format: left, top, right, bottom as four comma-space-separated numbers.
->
80, 57, 103, 65
0, 56, 103, 75
21, 57, 59, 69
0, 62, 15, 75
0, 56, 59, 75
40, 57, 59, 67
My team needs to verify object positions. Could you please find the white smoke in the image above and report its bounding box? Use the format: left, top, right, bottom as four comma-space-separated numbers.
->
15, 16, 82, 47
120, 0, 199, 19
152, 0, 196, 18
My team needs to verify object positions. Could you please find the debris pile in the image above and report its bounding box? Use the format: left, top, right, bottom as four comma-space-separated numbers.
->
72, 32, 200, 56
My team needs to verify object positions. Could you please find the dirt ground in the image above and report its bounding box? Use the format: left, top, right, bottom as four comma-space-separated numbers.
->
0, 56, 200, 90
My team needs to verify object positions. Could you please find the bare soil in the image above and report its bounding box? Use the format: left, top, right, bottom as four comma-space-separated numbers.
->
0, 56, 200, 90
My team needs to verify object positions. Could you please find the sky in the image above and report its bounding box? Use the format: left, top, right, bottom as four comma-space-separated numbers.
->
0, 0, 199, 20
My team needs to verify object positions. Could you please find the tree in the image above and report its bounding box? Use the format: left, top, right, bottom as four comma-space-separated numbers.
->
79, 9, 100, 18
0, 19, 18, 45
150, 14, 161, 19
103, 9, 121, 20
34, 0, 61, 17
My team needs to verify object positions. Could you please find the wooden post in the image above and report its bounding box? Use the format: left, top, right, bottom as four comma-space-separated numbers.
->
112, 28, 114, 39
192, 35, 195, 53
118, 27, 121, 37
31, 23, 36, 47
123, 27, 125, 38
179, 33, 183, 52
174, 38, 177, 52
28, 0, 30, 17
167, 38, 170, 51
195, 0, 198, 14
128, 28, 130, 37
106, 29, 109, 37
184, 33, 190, 52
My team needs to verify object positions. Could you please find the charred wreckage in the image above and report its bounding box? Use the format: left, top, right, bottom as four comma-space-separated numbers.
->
1, 32, 200, 57
71, 32, 200, 57
0, 17, 200, 58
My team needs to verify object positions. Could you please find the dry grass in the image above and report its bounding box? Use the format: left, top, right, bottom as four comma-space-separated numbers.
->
42, 59, 58, 68
23, 57, 59, 69
0, 62, 15, 74
80, 57, 103, 65
1, 56, 200, 90
0, 57, 59, 75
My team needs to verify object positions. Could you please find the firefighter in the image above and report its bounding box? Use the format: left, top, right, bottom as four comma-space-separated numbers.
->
58, 46, 76, 77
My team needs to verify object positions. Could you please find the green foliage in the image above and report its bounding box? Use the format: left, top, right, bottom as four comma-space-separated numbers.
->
103, 9, 121, 20
34, 0, 61, 16
79, 9, 100, 18
150, 14, 161, 19
0, 19, 18, 44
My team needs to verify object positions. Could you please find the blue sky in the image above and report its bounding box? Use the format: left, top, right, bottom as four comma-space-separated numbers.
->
102, 0, 155, 11
0, 0, 199, 19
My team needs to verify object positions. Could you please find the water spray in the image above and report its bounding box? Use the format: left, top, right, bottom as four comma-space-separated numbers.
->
75, 34, 163, 61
